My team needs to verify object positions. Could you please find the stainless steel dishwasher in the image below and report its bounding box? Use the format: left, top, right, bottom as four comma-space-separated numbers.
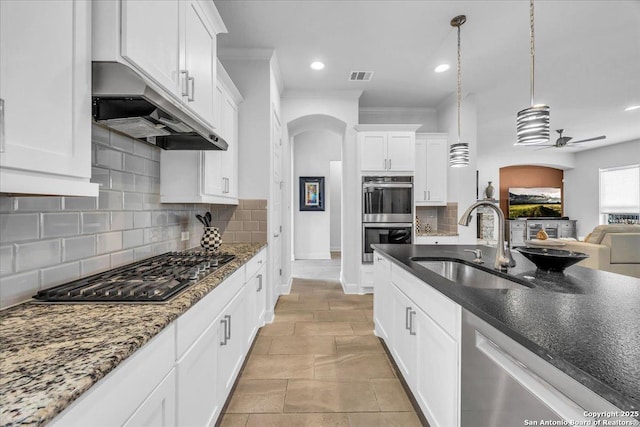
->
461, 309, 591, 427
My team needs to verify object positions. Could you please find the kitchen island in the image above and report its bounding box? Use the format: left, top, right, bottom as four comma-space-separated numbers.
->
0, 243, 266, 427
373, 243, 639, 425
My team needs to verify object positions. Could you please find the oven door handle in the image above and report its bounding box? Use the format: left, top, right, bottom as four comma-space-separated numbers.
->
363, 223, 413, 228
362, 183, 413, 189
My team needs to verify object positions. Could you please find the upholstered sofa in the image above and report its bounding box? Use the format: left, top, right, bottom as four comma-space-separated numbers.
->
561, 224, 640, 278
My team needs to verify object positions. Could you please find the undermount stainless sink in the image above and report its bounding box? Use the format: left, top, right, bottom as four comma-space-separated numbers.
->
413, 259, 532, 290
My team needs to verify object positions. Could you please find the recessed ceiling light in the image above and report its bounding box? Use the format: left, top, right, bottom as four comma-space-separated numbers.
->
434, 64, 450, 73
624, 105, 640, 111
310, 61, 325, 70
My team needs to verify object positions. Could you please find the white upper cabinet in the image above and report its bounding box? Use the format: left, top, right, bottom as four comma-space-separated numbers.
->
415, 134, 448, 206
0, 0, 98, 197
356, 124, 421, 172
94, 0, 226, 128
160, 63, 242, 205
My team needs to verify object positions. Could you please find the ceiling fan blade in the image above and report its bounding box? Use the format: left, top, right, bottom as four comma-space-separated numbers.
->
534, 146, 556, 151
570, 135, 606, 144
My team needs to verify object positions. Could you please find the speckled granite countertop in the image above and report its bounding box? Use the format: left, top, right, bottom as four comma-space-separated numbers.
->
0, 243, 265, 427
415, 231, 458, 237
373, 244, 640, 417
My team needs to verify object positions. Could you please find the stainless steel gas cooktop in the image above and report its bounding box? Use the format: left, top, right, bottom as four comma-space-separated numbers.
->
33, 251, 235, 303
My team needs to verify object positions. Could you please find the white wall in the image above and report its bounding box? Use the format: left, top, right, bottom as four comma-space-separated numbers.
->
330, 161, 342, 251
564, 139, 640, 237
436, 93, 478, 243
293, 130, 341, 259
359, 107, 438, 132
281, 91, 361, 292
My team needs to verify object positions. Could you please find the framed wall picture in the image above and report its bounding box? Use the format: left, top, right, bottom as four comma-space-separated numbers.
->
299, 176, 325, 211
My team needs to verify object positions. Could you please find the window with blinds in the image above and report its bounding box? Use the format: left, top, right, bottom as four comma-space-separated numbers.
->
599, 164, 640, 215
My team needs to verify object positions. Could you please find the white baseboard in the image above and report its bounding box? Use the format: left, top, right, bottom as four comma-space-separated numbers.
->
277, 277, 293, 295
342, 281, 359, 294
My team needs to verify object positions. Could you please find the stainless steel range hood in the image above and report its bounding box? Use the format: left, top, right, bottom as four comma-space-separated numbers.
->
92, 62, 227, 151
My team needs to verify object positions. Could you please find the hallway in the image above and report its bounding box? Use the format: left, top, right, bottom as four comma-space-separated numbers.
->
219, 273, 422, 426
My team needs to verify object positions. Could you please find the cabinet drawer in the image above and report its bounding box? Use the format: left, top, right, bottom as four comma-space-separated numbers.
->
510, 221, 526, 229
391, 263, 459, 339
176, 266, 245, 358
246, 248, 266, 279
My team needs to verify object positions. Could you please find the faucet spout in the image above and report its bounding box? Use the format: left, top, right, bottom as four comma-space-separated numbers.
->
458, 201, 513, 271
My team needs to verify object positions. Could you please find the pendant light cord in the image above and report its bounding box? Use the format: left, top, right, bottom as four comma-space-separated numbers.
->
529, 0, 535, 106
457, 21, 462, 144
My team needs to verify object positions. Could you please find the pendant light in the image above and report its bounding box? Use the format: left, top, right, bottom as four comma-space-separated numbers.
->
449, 15, 469, 167
516, 0, 550, 145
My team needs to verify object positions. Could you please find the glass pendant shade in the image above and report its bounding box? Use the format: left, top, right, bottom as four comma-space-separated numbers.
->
516, 104, 550, 145
449, 143, 469, 167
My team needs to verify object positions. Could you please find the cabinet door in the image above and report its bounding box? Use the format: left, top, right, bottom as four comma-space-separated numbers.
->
182, 0, 216, 125
124, 369, 177, 427
414, 308, 459, 427
414, 140, 428, 202
221, 93, 238, 198
218, 287, 248, 402
255, 268, 267, 330
202, 151, 224, 196
0, 0, 93, 187
425, 138, 447, 203
121, 0, 181, 97
360, 133, 387, 171
176, 317, 221, 427
386, 132, 415, 171
373, 253, 392, 340
390, 285, 417, 388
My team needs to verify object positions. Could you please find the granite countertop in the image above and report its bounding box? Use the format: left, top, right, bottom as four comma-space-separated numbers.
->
0, 243, 265, 427
415, 231, 459, 237
373, 243, 640, 416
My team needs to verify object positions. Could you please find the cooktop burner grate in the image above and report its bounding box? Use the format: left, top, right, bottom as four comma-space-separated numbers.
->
33, 251, 235, 303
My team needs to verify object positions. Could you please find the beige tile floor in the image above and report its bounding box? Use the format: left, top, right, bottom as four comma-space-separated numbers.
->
219, 277, 424, 427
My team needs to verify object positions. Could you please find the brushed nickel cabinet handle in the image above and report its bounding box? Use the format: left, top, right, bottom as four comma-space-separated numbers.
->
188, 76, 195, 101
409, 310, 416, 335
257, 274, 263, 292
225, 314, 231, 341
405, 306, 411, 330
180, 70, 189, 97
220, 318, 228, 346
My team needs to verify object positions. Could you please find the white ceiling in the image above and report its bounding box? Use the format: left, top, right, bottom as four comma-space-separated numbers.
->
215, 0, 640, 153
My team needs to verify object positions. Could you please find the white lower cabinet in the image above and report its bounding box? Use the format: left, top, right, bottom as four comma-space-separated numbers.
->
375, 250, 461, 427
50, 248, 268, 427
123, 369, 177, 427
176, 318, 221, 427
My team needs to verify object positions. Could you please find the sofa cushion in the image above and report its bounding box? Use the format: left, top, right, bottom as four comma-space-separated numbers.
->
585, 224, 640, 244
602, 233, 640, 264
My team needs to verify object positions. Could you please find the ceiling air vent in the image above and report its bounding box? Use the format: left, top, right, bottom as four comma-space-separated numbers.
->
349, 71, 374, 82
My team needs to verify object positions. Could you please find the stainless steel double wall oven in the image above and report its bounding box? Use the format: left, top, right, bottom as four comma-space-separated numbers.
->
362, 176, 413, 262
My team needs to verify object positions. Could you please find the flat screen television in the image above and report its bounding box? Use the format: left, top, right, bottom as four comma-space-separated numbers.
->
508, 187, 562, 219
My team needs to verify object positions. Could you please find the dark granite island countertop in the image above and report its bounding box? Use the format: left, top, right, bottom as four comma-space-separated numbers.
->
372, 243, 640, 417
0, 243, 266, 427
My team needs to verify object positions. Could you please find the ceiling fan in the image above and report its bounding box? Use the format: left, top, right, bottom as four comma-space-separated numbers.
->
536, 129, 607, 149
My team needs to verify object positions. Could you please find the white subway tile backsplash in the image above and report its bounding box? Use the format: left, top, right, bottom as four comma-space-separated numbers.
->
133, 245, 153, 261
151, 211, 168, 227
82, 212, 110, 234
133, 211, 152, 228
64, 196, 98, 211
133, 141, 155, 160
152, 241, 171, 255
110, 249, 134, 268
99, 190, 124, 211
63, 235, 96, 262
110, 131, 134, 153
111, 211, 134, 231
0, 246, 14, 277
80, 255, 111, 276
91, 167, 110, 188
0, 197, 15, 213
122, 229, 143, 249
41, 213, 80, 238
143, 193, 161, 210
15, 197, 62, 212
134, 174, 153, 194
40, 262, 80, 289
96, 232, 123, 255
145, 159, 160, 178
92, 123, 110, 146
123, 192, 144, 210
0, 271, 39, 309
0, 214, 39, 243
123, 153, 145, 175
111, 171, 136, 192
95, 145, 123, 170
15, 240, 61, 272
